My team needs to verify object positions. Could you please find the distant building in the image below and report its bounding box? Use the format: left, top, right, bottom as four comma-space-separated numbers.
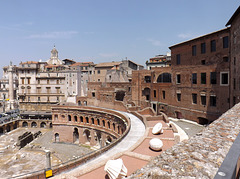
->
17, 47, 91, 118
146, 53, 171, 70
0, 62, 19, 111
88, 60, 144, 83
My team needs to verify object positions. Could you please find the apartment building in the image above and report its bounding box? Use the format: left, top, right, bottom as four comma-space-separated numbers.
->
131, 27, 231, 124
17, 47, 85, 118
146, 53, 171, 70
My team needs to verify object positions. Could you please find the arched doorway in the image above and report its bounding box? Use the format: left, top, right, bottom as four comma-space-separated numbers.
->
55, 133, 60, 142
22, 121, 28, 127
175, 111, 182, 119
40, 122, 46, 128
83, 129, 91, 144
142, 87, 151, 101
106, 136, 112, 145
73, 128, 79, 144
95, 131, 102, 148
31, 122, 37, 128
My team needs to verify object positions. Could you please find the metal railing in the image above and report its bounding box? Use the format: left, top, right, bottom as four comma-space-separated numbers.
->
214, 132, 240, 179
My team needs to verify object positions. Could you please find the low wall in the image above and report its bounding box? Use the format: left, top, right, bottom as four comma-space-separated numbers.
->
18, 106, 131, 179
128, 103, 240, 178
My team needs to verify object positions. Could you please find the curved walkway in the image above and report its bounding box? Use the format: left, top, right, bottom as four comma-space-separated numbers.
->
53, 112, 146, 178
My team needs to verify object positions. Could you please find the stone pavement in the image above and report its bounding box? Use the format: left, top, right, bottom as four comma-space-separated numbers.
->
54, 112, 177, 179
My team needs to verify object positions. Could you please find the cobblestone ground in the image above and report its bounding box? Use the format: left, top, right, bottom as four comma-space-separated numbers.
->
0, 128, 92, 178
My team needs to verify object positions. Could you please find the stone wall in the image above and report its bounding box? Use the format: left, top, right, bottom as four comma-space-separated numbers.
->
128, 103, 240, 178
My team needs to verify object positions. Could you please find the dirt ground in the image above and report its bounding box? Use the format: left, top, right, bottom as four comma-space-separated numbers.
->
0, 128, 92, 178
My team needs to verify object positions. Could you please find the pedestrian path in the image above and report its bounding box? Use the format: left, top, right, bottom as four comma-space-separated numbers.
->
53, 112, 146, 178
53, 112, 177, 179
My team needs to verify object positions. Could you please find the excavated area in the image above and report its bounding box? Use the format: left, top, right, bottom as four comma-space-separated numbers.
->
0, 128, 93, 178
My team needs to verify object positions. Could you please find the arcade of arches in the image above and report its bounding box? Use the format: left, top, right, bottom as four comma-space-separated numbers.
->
52, 106, 130, 148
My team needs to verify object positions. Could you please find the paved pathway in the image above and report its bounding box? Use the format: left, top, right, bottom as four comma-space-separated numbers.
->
53, 112, 146, 178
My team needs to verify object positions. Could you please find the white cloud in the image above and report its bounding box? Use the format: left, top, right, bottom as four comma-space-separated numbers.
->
26, 31, 78, 39
147, 39, 162, 46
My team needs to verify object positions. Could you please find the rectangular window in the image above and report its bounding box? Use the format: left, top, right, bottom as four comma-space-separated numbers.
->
27, 78, 31, 84
97, 70, 101, 74
154, 90, 156, 98
220, 72, 229, 85
201, 73, 206, 84
162, 91, 165, 99
234, 78, 236, 90
192, 73, 197, 84
211, 40, 216, 52
210, 96, 216, 107
38, 80, 40, 84
233, 96, 236, 105
192, 45, 197, 56
176, 54, 181, 65
92, 92, 95, 97
201, 95, 206, 105
210, 72, 217, 84
21, 78, 24, 84
192, 93, 197, 104
38, 97, 41, 102
176, 74, 181, 84
177, 93, 181, 102
223, 36, 229, 48
201, 43, 206, 54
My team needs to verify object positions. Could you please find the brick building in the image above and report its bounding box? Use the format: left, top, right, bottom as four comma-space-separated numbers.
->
131, 26, 231, 124
227, 6, 240, 107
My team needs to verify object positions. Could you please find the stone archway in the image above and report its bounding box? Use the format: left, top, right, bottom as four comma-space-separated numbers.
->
31, 122, 37, 128
83, 129, 91, 144
73, 128, 79, 144
106, 136, 112, 145
55, 133, 60, 142
40, 122, 46, 128
95, 131, 102, 148
22, 121, 28, 127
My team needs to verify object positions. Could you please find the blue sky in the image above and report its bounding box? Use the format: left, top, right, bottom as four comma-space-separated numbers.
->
0, 0, 239, 74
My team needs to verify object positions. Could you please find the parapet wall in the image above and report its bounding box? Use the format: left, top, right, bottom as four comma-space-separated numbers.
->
128, 103, 240, 178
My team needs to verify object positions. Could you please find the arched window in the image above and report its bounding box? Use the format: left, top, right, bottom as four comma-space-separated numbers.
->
68, 115, 71, 121
107, 121, 111, 129
86, 117, 89, 123
80, 116, 83, 122
102, 120, 105, 127
97, 119, 100, 125
91, 118, 94, 124
157, 73, 172, 83
74, 116, 78, 122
